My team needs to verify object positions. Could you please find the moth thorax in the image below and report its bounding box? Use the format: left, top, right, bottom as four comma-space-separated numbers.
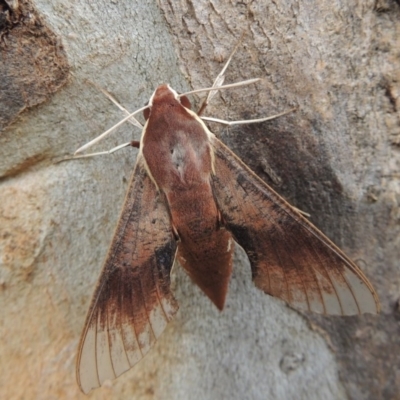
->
143, 85, 192, 120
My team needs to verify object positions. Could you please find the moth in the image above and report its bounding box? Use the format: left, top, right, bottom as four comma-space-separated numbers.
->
73, 46, 380, 394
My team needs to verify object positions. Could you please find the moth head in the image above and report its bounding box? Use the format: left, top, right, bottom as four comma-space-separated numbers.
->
143, 84, 192, 120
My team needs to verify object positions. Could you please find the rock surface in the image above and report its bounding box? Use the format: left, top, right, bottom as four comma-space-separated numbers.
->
0, 1, 399, 399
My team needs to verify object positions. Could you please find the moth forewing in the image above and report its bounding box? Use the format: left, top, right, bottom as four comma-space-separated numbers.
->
209, 136, 380, 315
76, 158, 179, 393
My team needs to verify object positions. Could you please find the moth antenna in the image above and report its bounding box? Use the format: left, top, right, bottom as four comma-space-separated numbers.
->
76, 79, 260, 155
178, 78, 261, 98
86, 80, 143, 129
198, 35, 244, 116
201, 107, 297, 126
75, 105, 149, 155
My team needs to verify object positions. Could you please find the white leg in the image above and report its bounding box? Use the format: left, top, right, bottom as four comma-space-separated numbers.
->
178, 78, 261, 99
58, 142, 137, 163
75, 79, 261, 155
87, 80, 143, 129
74, 38, 256, 156
197, 37, 243, 115
201, 108, 297, 126
74, 105, 147, 155
73, 81, 146, 155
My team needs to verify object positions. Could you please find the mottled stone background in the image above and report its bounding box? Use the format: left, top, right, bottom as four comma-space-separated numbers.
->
0, 0, 399, 399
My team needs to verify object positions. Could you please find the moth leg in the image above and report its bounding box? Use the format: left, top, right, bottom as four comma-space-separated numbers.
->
201, 108, 297, 126
217, 209, 225, 229
179, 79, 261, 100
57, 141, 139, 163
197, 37, 243, 116
130, 140, 140, 148
72, 79, 146, 155
86, 80, 143, 129
74, 104, 148, 154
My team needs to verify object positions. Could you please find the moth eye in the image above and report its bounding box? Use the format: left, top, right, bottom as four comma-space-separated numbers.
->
143, 105, 151, 120
180, 95, 191, 110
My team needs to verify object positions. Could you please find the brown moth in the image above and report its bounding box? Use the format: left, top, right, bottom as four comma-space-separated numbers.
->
74, 52, 380, 394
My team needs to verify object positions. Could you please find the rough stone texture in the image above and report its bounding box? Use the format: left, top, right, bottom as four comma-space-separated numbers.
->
0, 0, 69, 132
0, 0, 398, 399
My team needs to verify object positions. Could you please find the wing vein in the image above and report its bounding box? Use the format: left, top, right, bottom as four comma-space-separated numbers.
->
288, 232, 326, 313
151, 260, 170, 323
94, 313, 101, 387
130, 280, 144, 358
300, 247, 325, 313
118, 283, 132, 368
336, 263, 362, 314
106, 301, 117, 379
138, 273, 157, 342
270, 228, 311, 311
270, 235, 293, 306
263, 204, 334, 314
304, 235, 344, 314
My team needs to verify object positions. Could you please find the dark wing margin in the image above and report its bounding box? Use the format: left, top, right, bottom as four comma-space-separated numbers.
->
76, 156, 178, 394
210, 136, 380, 316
